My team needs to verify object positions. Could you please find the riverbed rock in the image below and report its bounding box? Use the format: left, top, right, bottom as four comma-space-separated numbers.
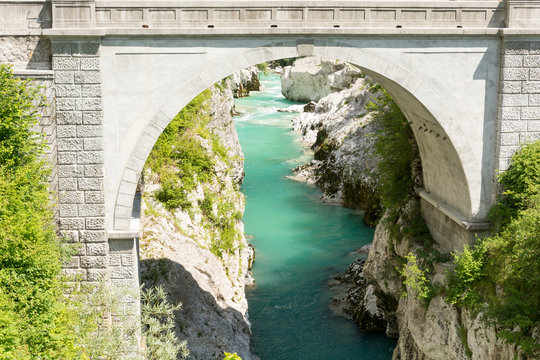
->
281, 57, 362, 102
285, 63, 382, 223
231, 67, 261, 98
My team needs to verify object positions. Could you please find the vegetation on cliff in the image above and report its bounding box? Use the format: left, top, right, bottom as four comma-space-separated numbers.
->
446, 141, 540, 356
144, 88, 243, 259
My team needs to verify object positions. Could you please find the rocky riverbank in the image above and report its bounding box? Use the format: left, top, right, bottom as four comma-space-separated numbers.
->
280, 57, 525, 360
139, 73, 258, 360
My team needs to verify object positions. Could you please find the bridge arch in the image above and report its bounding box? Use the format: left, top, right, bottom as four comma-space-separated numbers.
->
106, 38, 496, 250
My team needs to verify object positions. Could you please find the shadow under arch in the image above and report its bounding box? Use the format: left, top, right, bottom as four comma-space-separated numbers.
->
113, 40, 480, 241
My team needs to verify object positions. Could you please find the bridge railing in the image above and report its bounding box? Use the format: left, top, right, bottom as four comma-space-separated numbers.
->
48, 0, 507, 31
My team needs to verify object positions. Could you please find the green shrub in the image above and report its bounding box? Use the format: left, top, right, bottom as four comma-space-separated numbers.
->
399, 253, 433, 304
445, 141, 540, 355
0, 64, 76, 358
446, 243, 487, 308
141, 286, 189, 360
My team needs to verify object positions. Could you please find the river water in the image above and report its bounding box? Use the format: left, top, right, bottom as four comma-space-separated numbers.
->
234, 73, 396, 360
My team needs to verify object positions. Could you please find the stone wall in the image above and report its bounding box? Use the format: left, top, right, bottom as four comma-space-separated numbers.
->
498, 40, 540, 171
0, 36, 51, 70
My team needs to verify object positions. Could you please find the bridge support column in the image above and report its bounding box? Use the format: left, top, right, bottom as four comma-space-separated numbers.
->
51, 39, 109, 283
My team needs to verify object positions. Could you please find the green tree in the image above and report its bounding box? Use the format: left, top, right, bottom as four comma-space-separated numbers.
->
0, 64, 74, 358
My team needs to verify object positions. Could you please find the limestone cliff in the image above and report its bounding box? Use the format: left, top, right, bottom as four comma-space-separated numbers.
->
282, 57, 528, 360
139, 80, 257, 360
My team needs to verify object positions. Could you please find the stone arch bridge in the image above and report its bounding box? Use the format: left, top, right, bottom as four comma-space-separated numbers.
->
1, 0, 540, 287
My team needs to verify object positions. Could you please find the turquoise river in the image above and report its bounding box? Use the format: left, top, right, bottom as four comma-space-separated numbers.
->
234, 73, 396, 359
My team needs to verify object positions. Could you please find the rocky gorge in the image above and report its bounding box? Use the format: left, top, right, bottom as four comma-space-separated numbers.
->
280, 57, 531, 359
138, 70, 260, 360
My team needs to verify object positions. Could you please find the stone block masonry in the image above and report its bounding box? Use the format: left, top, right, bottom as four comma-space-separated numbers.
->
52, 40, 108, 283
498, 40, 540, 171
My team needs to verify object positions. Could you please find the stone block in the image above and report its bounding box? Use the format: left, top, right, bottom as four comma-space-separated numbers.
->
59, 217, 85, 230
81, 230, 107, 243
87, 268, 108, 281
76, 98, 102, 111
81, 58, 100, 70
77, 125, 103, 138
58, 177, 78, 191
62, 268, 86, 281
504, 41, 529, 55
501, 94, 528, 107
521, 108, 540, 120
121, 254, 133, 266
57, 125, 77, 138
86, 217, 106, 230
77, 151, 104, 165
502, 55, 523, 68
64, 256, 80, 269
60, 230, 79, 243
111, 266, 134, 279
529, 94, 540, 106
523, 82, 540, 94
81, 256, 107, 269
498, 157, 511, 171
500, 133, 519, 146
79, 204, 106, 217
74, 71, 101, 84
85, 191, 105, 204
55, 71, 74, 84
109, 254, 121, 266
500, 107, 521, 120
82, 84, 102, 97
57, 152, 77, 165
528, 120, 540, 132
502, 68, 528, 81
83, 138, 104, 151
58, 165, 84, 178
57, 111, 82, 125
59, 190, 84, 204
56, 84, 81, 98
56, 98, 76, 111
59, 204, 78, 218
82, 111, 102, 124
58, 138, 83, 151
500, 81, 521, 94
530, 68, 540, 80
52, 57, 80, 71
78, 178, 104, 191
524, 55, 540, 68
500, 120, 527, 132
84, 165, 104, 178
520, 132, 540, 143
86, 242, 108, 256
499, 145, 519, 159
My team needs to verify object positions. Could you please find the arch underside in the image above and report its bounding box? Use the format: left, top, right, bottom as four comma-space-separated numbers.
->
102, 36, 497, 241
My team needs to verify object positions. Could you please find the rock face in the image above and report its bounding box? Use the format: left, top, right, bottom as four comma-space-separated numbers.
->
231, 67, 261, 98
281, 57, 362, 102
285, 60, 381, 224
140, 80, 258, 360
282, 57, 528, 360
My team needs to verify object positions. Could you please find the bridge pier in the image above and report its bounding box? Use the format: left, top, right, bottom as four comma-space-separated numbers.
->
51, 39, 111, 282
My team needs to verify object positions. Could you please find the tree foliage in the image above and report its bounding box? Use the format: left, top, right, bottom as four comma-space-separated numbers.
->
0, 64, 72, 358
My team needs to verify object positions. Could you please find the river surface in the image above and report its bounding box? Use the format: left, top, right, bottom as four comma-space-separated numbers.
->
234, 73, 396, 360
